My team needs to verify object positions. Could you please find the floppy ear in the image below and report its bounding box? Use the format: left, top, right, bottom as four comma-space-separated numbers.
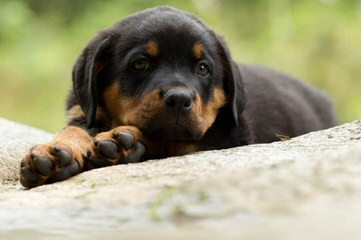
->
216, 36, 246, 126
72, 36, 111, 128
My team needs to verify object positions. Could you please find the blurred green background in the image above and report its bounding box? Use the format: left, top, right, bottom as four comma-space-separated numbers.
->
0, 0, 360, 133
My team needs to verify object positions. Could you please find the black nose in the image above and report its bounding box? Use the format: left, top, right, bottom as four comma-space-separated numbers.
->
163, 88, 193, 112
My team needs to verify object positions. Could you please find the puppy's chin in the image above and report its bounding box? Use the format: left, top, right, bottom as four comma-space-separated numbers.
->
141, 123, 204, 142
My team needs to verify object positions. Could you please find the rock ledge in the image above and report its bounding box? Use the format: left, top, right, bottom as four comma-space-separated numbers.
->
0, 118, 360, 240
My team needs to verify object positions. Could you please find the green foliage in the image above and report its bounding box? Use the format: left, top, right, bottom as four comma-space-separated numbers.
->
0, 0, 360, 132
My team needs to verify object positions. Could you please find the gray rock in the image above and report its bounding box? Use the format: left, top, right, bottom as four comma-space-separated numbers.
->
0, 117, 360, 240
0, 118, 52, 184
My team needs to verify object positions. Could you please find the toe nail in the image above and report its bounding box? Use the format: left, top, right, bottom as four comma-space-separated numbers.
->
53, 146, 60, 153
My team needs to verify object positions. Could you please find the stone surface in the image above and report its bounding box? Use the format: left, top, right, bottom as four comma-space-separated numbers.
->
0, 117, 361, 239
0, 118, 52, 184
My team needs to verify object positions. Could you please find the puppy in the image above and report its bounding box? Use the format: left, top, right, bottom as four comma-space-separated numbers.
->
20, 6, 337, 188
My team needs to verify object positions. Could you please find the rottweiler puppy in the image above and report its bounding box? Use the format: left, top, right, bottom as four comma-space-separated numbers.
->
20, 6, 337, 188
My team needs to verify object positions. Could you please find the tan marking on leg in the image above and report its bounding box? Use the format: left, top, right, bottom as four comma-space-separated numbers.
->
51, 126, 94, 169
95, 125, 144, 143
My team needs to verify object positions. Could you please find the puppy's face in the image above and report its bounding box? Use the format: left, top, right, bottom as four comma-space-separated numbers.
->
73, 7, 245, 141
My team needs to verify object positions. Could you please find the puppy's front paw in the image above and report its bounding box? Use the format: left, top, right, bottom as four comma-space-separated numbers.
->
20, 143, 84, 188
88, 126, 146, 168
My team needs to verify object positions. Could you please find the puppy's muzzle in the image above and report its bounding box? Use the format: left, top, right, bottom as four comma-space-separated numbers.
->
162, 88, 194, 115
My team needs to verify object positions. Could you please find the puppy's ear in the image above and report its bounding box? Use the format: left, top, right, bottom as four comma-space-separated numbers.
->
216, 36, 246, 126
72, 35, 111, 128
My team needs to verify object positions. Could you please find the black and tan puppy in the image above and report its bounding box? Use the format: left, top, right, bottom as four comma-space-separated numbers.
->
20, 7, 337, 188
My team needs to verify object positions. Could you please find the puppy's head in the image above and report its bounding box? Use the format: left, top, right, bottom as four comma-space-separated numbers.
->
73, 7, 246, 141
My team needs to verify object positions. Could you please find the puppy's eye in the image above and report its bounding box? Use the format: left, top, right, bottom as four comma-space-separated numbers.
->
132, 58, 149, 72
197, 62, 210, 76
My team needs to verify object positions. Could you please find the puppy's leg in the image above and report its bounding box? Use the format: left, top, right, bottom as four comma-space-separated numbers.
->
86, 126, 146, 168
20, 126, 94, 188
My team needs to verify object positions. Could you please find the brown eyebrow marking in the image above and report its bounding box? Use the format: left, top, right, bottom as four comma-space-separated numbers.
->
193, 41, 204, 59
146, 41, 159, 57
